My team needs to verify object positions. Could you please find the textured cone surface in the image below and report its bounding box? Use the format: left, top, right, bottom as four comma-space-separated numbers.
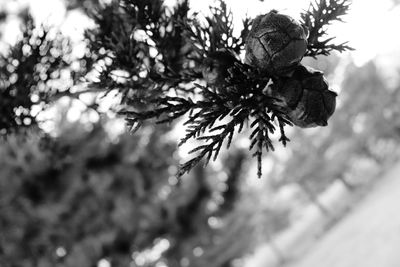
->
245, 11, 307, 75
272, 65, 337, 128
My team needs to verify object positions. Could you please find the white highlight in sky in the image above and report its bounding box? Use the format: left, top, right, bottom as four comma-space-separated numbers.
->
170, 0, 400, 67
97, 259, 111, 267
19, 0, 400, 69
330, 0, 400, 66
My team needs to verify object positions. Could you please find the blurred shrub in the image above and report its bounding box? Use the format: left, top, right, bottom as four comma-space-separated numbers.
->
0, 122, 289, 267
0, 124, 174, 266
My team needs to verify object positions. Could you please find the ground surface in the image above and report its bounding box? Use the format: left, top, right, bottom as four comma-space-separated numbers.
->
289, 163, 400, 267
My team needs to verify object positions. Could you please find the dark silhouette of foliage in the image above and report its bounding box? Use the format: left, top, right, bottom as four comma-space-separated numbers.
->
0, 10, 91, 136
0, 0, 352, 176
0, 14, 63, 134
180, 0, 251, 55
99, 0, 352, 177
301, 0, 354, 57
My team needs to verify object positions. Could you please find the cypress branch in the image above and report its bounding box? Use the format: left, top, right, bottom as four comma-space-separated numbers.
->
84, 0, 352, 178
302, 0, 354, 57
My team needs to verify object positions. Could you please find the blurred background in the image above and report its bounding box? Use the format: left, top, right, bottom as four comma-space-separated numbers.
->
1, 0, 400, 267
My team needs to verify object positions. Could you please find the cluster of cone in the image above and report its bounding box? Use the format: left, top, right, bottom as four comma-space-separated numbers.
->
202, 10, 337, 128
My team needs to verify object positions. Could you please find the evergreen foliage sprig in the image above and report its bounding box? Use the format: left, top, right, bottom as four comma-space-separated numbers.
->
85, 0, 199, 101
180, 0, 251, 55
84, 0, 351, 177
122, 61, 292, 177
302, 0, 354, 57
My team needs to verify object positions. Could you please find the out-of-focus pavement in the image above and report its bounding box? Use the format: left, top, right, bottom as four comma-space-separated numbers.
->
289, 163, 400, 267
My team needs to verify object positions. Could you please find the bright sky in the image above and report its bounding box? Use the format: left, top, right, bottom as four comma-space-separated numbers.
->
0, 0, 394, 68
12, 0, 399, 68
169, 0, 400, 67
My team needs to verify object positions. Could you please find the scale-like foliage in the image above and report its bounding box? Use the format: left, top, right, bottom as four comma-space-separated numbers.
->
180, 0, 251, 55
122, 62, 292, 177
302, 0, 354, 57
84, 0, 352, 178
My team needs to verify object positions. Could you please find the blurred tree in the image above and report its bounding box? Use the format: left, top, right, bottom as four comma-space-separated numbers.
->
64, 0, 101, 12
0, 7, 91, 136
